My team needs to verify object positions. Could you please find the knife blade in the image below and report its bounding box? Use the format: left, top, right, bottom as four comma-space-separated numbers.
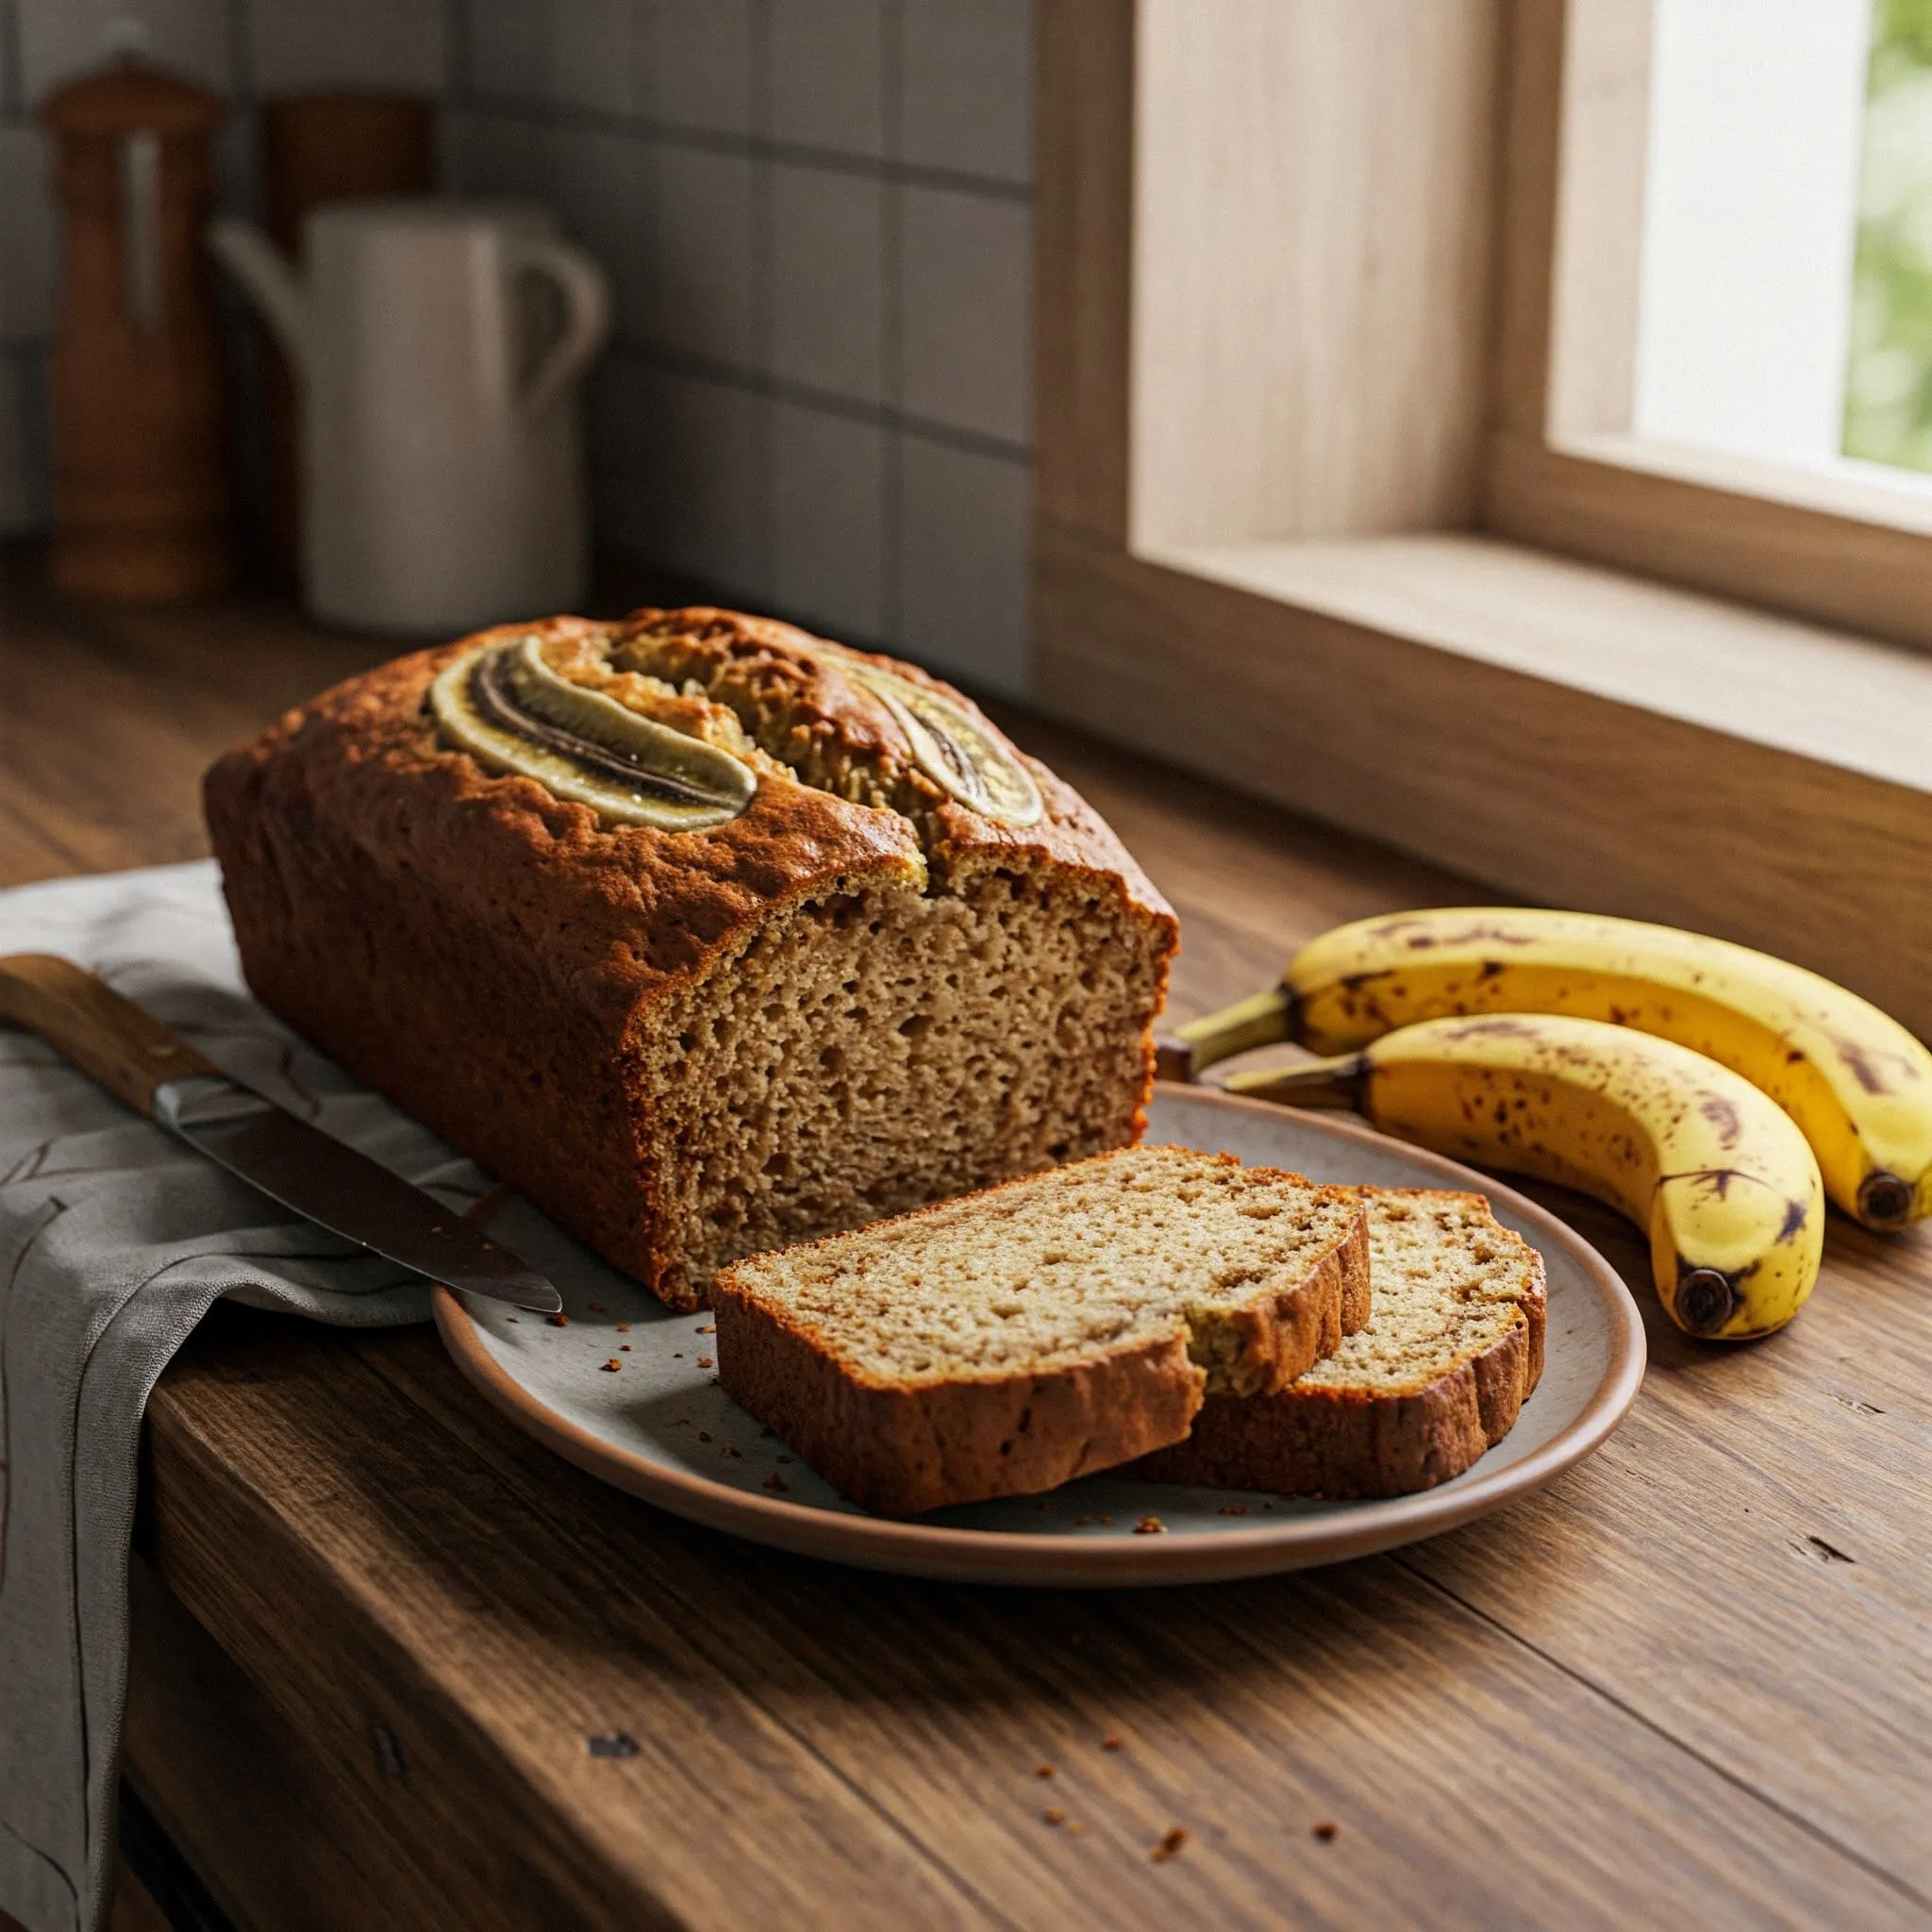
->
154, 1075, 562, 1312
0, 952, 562, 1314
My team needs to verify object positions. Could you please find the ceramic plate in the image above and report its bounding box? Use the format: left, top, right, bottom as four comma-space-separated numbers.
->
434, 1087, 1646, 1587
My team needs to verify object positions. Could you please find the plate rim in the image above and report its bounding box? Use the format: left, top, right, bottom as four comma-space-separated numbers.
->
433, 1088, 1648, 1587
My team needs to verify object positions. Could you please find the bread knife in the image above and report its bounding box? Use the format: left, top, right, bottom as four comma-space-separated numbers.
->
0, 953, 562, 1314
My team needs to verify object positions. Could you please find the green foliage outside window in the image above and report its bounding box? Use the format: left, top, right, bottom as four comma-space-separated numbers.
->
1844, 0, 1932, 470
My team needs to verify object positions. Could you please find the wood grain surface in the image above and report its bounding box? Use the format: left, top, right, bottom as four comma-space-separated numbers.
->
4, 551, 1931, 1928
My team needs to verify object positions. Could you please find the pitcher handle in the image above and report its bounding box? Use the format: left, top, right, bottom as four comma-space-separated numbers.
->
506, 236, 612, 422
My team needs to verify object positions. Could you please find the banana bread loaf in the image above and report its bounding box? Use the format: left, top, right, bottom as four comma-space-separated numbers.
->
205, 608, 1179, 1308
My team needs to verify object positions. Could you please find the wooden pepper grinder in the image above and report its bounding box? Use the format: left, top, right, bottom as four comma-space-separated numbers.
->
42, 59, 235, 600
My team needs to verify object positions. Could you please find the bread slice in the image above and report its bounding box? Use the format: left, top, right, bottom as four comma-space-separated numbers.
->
713, 1146, 1370, 1516
1133, 1189, 1545, 1499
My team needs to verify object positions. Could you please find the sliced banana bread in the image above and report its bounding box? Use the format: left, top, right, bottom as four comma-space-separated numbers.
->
1133, 1189, 1545, 1499
713, 1145, 1370, 1516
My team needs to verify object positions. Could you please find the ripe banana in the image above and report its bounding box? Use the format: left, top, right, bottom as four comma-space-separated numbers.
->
1227, 1013, 1824, 1340
1162, 908, 1932, 1232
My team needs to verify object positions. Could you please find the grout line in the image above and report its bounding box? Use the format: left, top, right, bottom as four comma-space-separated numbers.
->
461, 89, 1032, 201
225, 0, 254, 104
0, 0, 22, 123
748, 0, 774, 601
442, 0, 472, 108
607, 339, 1030, 466
1392, 1554, 1932, 1916
880, 0, 905, 644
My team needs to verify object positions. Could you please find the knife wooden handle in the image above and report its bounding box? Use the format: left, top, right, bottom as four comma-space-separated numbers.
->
0, 953, 222, 1116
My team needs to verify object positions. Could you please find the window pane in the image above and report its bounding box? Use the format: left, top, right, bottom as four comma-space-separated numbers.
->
1843, 0, 1932, 472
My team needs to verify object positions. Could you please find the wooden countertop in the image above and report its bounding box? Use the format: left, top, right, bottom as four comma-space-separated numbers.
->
5, 560, 1930, 1929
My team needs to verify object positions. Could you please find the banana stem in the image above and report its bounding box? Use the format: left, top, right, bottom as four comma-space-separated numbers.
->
1224, 1054, 1368, 1111
1156, 985, 1293, 1082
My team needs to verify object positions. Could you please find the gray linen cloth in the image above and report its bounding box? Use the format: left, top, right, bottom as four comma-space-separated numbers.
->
0, 861, 498, 1932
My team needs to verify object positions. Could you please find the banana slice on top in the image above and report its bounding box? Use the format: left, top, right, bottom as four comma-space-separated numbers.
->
432, 636, 757, 832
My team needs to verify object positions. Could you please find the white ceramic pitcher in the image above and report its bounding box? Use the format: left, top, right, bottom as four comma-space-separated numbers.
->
208, 199, 611, 635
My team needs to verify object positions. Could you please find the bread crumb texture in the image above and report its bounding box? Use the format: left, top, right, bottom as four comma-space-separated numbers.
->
1300, 1191, 1540, 1396
710, 1147, 1368, 1515
1132, 1189, 1547, 1499
719, 1146, 1363, 1390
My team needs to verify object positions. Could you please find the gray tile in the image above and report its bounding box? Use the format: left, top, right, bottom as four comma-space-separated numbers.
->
585, 352, 649, 554
899, 0, 1032, 184
0, 125, 54, 342
630, 362, 771, 599
0, 0, 20, 116
769, 0, 884, 157
549, 124, 650, 343
466, 0, 636, 111
897, 433, 1029, 696
645, 145, 758, 367
463, 0, 547, 100
249, 0, 445, 93
770, 163, 882, 402
0, 347, 47, 534
18, 0, 231, 101
898, 185, 1030, 444
443, 109, 555, 203
646, 0, 754, 136
771, 399, 884, 639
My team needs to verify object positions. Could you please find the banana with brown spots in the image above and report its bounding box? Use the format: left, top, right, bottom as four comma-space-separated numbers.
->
1226, 1012, 1824, 1340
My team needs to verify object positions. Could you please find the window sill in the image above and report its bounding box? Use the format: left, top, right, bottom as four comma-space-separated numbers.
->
1032, 519, 1932, 1037
1152, 531, 1932, 796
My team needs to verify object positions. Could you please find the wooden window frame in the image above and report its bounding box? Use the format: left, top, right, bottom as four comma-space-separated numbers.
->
1489, 0, 1932, 649
1031, 0, 1932, 1037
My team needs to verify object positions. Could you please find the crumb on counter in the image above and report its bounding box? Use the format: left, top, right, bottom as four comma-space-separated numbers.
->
1103, 1734, 1124, 1752
600, 1358, 622, 1372
1036, 1763, 1056, 1779
763, 1472, 789, 1491
1313, 1822, 1338, 1841
696, 1324, 715, 1333
617, 1323, 630, 1332
1067, 1822, 1088, 1838
698, 1357, 714, 1368
697, 1431, 711, 1442
1217, 1505, 1249, 1517
620, 1343, 631, 1352
1151, 1827, 1189, 1863
546, 1313, 569, 1327
1133, 1515, 1167, 1535
1042, 1807, 1065, 1826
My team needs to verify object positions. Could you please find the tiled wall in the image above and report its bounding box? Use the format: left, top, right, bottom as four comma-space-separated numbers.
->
0, 0, 1036, 697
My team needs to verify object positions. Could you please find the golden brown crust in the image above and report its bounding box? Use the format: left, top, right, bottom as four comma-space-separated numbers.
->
1131, 1317, 1535, 1499
205, 609, 1178, 1307
1202, 1209, 1369, 1397
712, 1285, 1208, 1517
